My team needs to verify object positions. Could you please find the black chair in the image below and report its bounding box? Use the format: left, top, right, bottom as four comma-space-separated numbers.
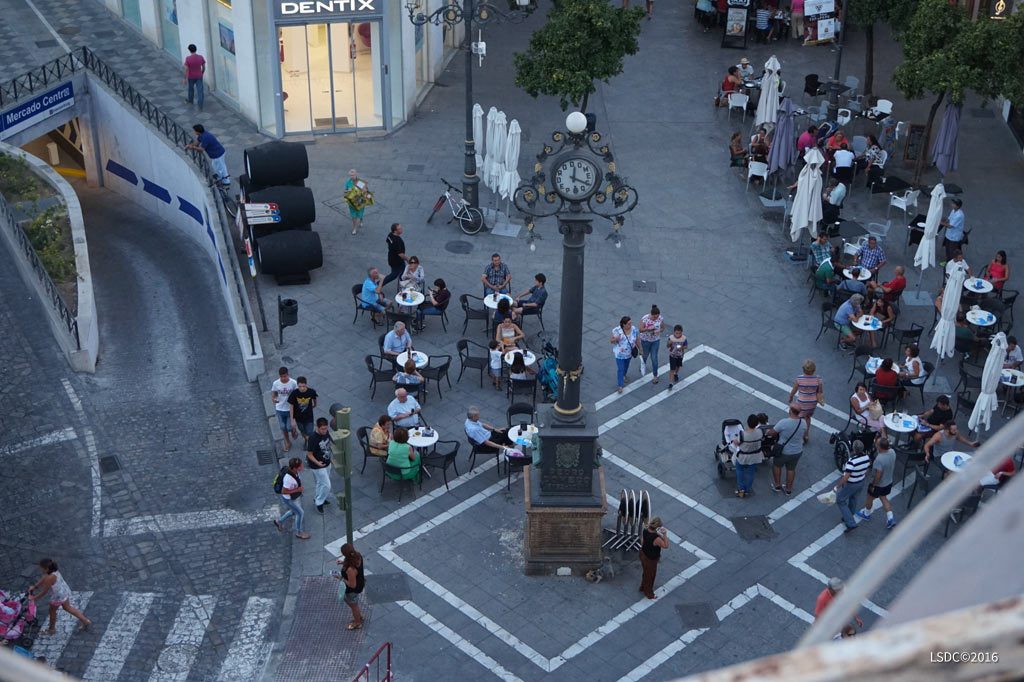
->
352, 284, 382, 327
467, 436, 500, 472
505, 451, 530, 490
381, 461, 422, 501
519, 304, 546, 331
905, 462, 937, 510
952, 362, 983, 396
365, 355, 394, 399
808, 276, 833, 304
395, 380, 422, 401
356, 425, 383, 474
815, 302, 835, 341
868, 379, 900, 413
422, 440, 460, 491
421, 355, 452, 401
891, 323, 924, 350
904, 361, 935, 407
848, 344, 873, 382
460, 294, 489, 335
508, 378, 538, 406
507, 402, 535, 428
386, 310, 415, 331
895, 442, 925, 488
456, 338, 489, 387
803, 73, 824, 102
419, 303, 450, 332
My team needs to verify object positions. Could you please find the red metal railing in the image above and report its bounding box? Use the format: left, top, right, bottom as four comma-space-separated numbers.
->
352, 642, 392, 682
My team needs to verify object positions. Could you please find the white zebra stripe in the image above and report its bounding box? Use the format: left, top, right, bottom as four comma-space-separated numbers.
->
81, 592, 156, 681
215, 597, 275, 682
148, 595, 217, 682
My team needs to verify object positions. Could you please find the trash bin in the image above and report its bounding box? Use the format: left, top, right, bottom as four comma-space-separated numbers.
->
279, 297, 298, 328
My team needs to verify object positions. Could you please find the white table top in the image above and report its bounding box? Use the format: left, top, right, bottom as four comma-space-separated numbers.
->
397, 289, 425, 306
483, 293, 514, 310
853, 315, 883, 332
966, 309, 997, 327
883, 412, 919, 433
396, 350, 429, 368
504, 349, 537, 366
407, 428, 439, 449
864, 357, 902, 375
843, 268, 873, 281
963, 278, 994, 295
510, 424, 538, 441
1001, 369, 1024, 387
941, 450, 971, 472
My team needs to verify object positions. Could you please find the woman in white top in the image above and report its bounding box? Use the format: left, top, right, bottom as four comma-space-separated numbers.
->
899, 344, 927, 386
399, 256, 426, 293
611, 316, 642, 393
850, 382, 883, 431
495, 317, 525, 352
29, 558, 91, 634
509, 353, 536, 381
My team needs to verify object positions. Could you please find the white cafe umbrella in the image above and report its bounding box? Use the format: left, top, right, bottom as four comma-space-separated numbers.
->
789, 147, 824, 242
755, 55, 782, 128
914, 183, 945, 274
485, 111, 507, 193
969, 332, 1008, 432
473, 103, 485, 170
483, 107, 499, 191
499, 119, 522, 200
930, 267, 965, 360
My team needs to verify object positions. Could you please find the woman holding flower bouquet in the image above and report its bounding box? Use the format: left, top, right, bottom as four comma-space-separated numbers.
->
344, 169, 373, 234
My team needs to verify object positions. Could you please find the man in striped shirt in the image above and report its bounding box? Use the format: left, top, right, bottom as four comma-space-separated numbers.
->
836, 441, 872, 532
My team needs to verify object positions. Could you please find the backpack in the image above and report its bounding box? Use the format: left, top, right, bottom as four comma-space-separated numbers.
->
273, 466, 289, 494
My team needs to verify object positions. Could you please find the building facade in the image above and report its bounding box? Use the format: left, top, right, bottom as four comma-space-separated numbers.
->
99, 0, 462, 136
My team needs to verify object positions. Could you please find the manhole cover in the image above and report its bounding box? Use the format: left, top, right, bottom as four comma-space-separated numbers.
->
156, 644, 200, 672
632, 280, 656, 293
99, 455, 120, 474
731, 515, 777, 541
406, 164, 424, 172
970, 108, 995, 118
675, 602, 718, 629
256, 449, 275, 465
56, 26, 79, 35
445, 240, 474, 254
364, 573, 411, 603
281, 356, 295, 364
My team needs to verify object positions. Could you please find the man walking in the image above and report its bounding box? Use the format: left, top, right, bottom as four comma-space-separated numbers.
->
767, 404, 806, 495
288, 376, 318, 438
940, 198, 965, 262
836, 440, 872, 532
382, 223, 407, 288
305, 418, 333, 514
271, 366, 299, 452
185, 124, 230, 187
182, 44, 206, 109
857, 435, 897, 529
815, 577, 863, 627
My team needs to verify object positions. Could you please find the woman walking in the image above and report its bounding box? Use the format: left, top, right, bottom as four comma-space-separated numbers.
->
638, 305, 665, 384
343, 169, 373, 234
611, 316, 641, 393
732, 414, 765, 498
638, 517, 669, 599
337, 543, 365, 630
788, 360, 823, 444
28, 559, 91, 635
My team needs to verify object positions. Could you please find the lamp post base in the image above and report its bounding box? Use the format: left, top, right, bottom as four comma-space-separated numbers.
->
523, 465, 607, 576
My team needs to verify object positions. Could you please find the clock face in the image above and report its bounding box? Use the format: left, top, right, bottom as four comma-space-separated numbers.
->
553, 157, 600, 200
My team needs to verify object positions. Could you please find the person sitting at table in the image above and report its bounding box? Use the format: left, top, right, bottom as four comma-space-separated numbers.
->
750, 127, 771, 164
850, 382, 884, 431
855, 236, 886, 279
398, 256, 426, 294
513, 273, 548, 317
945, 249, 971, 278
914, 395, 954, 444
385, 427, 420, 480
716, 66, 743, 106
815, 247, 841, 297
871, 296, 897, 336
940, 198, 966, 262
393, 358, 424, 388
856, 135, 883, 172
464, 406, 512, 454
874, 357, 899, 389
810, 232, 832, 269
898, 343, 927, 388
797, 125, 819, 157
833, 293, 864, 350
821, 179, 845, 224
382, 322, 413, 359
369, 414, 392, 458
867, 265, 906, 302
1005, 335, 1023, 370
415, 278, 451, 330
360, 266, 393, 323
991, 457, 1017, 487
736, 56, 754, 80
494, 298, 517, 325
983, 250, 1010, 292
508, 352, 536, 381
729, 132, 748, 167
832, 143, 855, 185
481, 252, 512, 296
495, 315, 525, 352
955, 312, 980, 350
837, 268, 867, 297
923, 421, 979, 466
826, 130, 848, 153
387, 388, 423, 429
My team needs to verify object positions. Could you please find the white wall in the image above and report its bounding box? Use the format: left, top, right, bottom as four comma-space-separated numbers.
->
175, 0, 211, 75
231, 0, 261, 122
139, 0, 162, 43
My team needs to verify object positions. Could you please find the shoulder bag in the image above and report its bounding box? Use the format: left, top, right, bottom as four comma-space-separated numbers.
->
770, 421, 800, 459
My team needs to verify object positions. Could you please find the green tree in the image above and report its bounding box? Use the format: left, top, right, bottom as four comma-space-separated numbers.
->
846, 0, 917, 99
513, 0, 644, 113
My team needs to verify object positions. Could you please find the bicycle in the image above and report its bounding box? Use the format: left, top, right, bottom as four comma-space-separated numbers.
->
426, 178, 484, 235
209, 174, 238, 219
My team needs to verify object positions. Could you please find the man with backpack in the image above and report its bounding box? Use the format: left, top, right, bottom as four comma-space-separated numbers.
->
306, 418, 333, 514
273, 458, 310, 539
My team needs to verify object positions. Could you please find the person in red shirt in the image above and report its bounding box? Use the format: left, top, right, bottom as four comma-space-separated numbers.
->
183, 44, 206, 110
815, 577, 863, 627
992, 457, 1016, 486
717, 66, 743, 106
867, 265, 907, 303
797, 125, 818, 154
874, 357, 899, 389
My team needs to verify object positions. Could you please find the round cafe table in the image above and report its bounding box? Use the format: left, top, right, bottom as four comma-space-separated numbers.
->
965, 309, 997, 328
883, 412, 918, 442
483, 293, 514, 310
853, 315, 882, 333
396, 350, 429, 369
509, 423, 538, 445
940, 450, 998, 486
407, 427, 439, 450
1000, 369, 1024, 388
504, 349, 537, 367
843, 268, 872, 281
963, 277, 994, 295
397, 289, 425, 307
864, 357, 903, 376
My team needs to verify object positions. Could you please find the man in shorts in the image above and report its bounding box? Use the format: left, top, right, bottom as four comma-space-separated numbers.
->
857, 435, 897, 529
271, 366, 299, 452
768, 404, 806, 495
833, 293, 863, 350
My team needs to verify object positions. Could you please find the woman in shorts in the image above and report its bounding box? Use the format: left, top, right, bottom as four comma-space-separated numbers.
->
337, 543, 365, 630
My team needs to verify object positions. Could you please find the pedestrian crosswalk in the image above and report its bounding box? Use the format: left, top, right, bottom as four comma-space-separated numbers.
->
26, 590, 275, 681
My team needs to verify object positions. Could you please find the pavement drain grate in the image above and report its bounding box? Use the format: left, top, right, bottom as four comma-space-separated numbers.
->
276, 576, 369, 681
731, 515, 777, 541
632, 280, 657, 293
56, 26, 80, 35
445, 240, 474, 254
99, 455, 121, 474
321, 197, 347, 215
35, 40, 59, 48
256, 449, 275, 466
675, 602, 718, 629
364, 573, 412, 603
406, 164, 425, 172
970, 108, 995, 118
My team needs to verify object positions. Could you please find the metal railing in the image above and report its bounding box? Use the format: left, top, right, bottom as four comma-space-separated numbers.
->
0, 190, 80, 349
352, 642, 392, 682
0, 52, 82, 108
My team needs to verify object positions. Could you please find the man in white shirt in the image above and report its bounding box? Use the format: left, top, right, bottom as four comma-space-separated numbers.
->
1005, 336, 1023, 369
821, 180, 846, 223
945, 249, 971, 277
736, 57, 754, 80
382, 322, 413, 359
388, 388, 423, 428
271, 366, 299, 452
832, 144, 855, 185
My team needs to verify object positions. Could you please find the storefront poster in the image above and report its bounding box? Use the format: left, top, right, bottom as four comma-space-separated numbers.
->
219, 21, 236, 55
726, 7, 747, 36
817, 17, 834, 41
804, 0, 834, 17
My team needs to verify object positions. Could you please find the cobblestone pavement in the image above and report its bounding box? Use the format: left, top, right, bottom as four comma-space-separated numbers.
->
3, 0, 1024, 679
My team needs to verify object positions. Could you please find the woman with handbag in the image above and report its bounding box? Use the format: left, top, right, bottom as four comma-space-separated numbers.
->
768, 404, 806, 495
611, 316, 642, 393
788, 359, 824, 445
638, 517, 669, 599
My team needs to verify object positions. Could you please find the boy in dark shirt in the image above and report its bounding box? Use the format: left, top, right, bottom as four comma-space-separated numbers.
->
288, 376, 319, 438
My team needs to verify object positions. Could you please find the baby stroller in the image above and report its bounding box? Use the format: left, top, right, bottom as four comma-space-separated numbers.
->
0, 587, 38, 648
715, 416, 778, 478
537, 339, 559, 402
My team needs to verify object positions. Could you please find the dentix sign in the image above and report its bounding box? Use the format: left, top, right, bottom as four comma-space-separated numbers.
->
274, 0, 380, 21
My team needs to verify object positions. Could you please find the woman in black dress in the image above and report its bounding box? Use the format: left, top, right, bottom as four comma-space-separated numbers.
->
638, 517, 670, 599
338, 543, 366, 630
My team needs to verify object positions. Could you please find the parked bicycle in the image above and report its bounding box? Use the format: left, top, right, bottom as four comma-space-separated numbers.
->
210, 174, 238, 219
427, 178, 484, 235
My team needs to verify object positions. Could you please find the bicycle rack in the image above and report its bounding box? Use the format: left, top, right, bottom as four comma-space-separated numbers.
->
602, 488, 651, 552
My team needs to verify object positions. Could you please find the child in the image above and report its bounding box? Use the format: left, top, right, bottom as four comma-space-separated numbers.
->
488, 340, 503, 390
28, 558, 91, 635
666, 325, 688, 390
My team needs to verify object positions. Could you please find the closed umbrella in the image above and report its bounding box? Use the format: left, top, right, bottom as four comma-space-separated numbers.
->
483, 107, 499, 192
767, 97, 797, 174
789, 147, 824, 242
931, 102, 961, 177
755, 55, 782, 129
499, 119, 521, 200
473, 103, 485, 170
930, 267, 965, 360
969, 332, 1007, 432
485, 111, 507, 193
914, 183, 945, 273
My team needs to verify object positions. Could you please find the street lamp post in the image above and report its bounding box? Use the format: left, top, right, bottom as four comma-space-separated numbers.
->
405, 0, 533, 214
825, 1, 849, 122
514, 112, 637, 574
